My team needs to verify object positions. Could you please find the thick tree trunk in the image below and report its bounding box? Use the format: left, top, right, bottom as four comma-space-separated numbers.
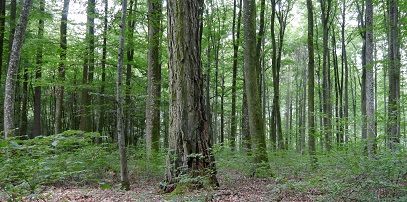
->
163, 0, 218, 193
3, 0, 33, 138
117, 0, 130, 190
55, 0, 70, 135
243, 0, 269, 170
146, 0, 162, 156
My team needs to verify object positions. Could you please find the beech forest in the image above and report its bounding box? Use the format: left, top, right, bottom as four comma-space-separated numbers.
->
1, 0, 407, 201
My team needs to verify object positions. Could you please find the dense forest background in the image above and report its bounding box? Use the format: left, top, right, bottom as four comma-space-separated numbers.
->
1, 0, 407, 201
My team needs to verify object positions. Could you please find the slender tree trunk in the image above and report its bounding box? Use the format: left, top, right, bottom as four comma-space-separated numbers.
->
163, 0, 218, 193
21, 63, 28, 137
0, 0, 5, 80
341, 0, 349, 146
98, 0, 106, 134
146, 0, 162, 156
307, 0, 316, 166
230, 0, 242, 151
125, 0, 136, 146
80, 0, 95, 132
388, 0, 400, 150
56, 0, 70, 135
320, 0, 332, 152
117, 0, 130, 190
365, 0, 375, 156
33, 0, 45, 137
3, 0, 33, 138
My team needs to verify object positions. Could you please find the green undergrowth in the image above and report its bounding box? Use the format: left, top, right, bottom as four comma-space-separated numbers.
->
266, 147, 407, 201
0, 130, 165, 201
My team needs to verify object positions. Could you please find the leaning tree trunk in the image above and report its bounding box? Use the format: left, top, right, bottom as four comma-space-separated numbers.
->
163, 0, 218, 193
3, 0, 33, 138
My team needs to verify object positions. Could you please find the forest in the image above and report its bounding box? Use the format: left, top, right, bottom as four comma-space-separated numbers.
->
1, 0, 407, 201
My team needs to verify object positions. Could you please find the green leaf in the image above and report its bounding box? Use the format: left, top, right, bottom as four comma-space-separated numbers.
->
100, 184, 111, 189
0, 141, 7, 147
10, 141, 23, 149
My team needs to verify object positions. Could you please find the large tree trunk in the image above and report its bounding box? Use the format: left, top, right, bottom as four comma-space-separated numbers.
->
33, 0, 45, 138
365, 0, 376, 156
3, 0, 33, 138
146, 0, 162, 156
388, 0, 400, 150
163, 0, 218, 193
243, 0, 269, 170
98, 0, 107, 134
117, 0, 130, 190
55, 0, 70, 135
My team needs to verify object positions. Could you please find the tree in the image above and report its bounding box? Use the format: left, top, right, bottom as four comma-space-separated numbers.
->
33, 0, 45, 138
230, 0, 242, 151
365, 0, 376, 156
320, 0, 333, 152
80, 0, 96, 132
117, 0, 130, 190
388, 0, 400, 150
146, 0, 162, 156
307, 0, 316, 166
243, 0, 269, 170
163, 0, 219, 193
3, 0, 33, 138
55, 0, 70, 135
0, 0, 5, 80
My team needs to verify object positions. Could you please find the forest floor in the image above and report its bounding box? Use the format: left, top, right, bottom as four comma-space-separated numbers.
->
22, 168, 317, 202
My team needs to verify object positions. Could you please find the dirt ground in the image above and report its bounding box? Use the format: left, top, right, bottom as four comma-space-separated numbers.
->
17, 168, 317, 202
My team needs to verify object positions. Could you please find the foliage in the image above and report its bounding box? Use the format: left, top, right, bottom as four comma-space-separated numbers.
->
267, 148, 407, 201
0, 131, 116, 200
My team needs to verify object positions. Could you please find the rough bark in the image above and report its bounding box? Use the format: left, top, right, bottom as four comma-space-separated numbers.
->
55, 0, 70, 135
3, 0, 33, 138
243, 0, 269, 169
163, 0, 218, 193
117, 0, 130, 190
146, 0, 162, 156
